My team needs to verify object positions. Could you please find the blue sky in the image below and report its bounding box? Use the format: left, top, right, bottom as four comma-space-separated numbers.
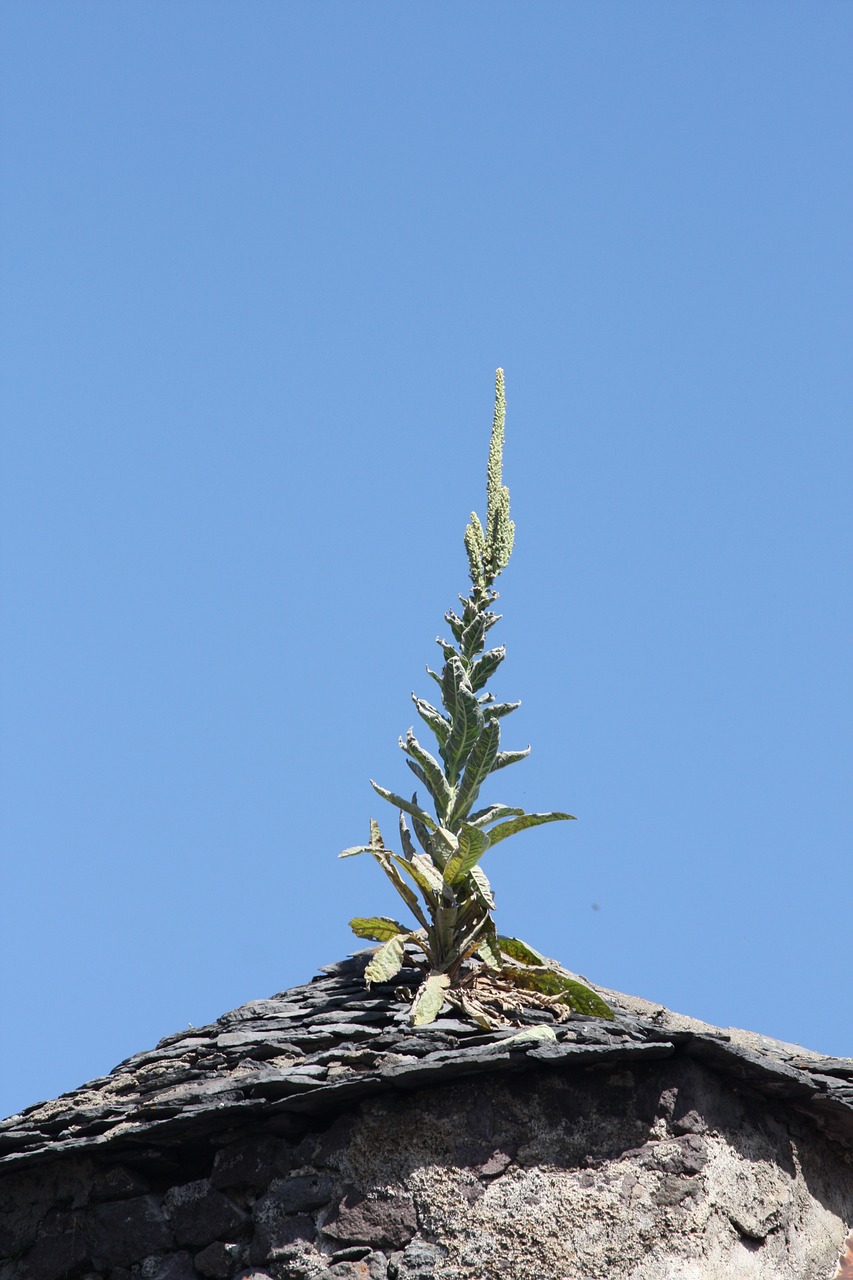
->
1, 3, 850, 1120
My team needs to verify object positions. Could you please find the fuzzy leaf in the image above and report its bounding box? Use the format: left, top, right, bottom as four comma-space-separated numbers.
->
391, 852, 443, 902
502, 965, 614, 1019
460, 611, 487, 660
401, 729, 454, 820
467, 803, 524, 829
476, 928, 502, 970
412, 695, 450, 749
350, 916, 411, 943
483, 700, 521, 720
447, 718, 501, 825
364, 935, 407, 984
490, 746, 531, 773
367, 846, 430, 930
469, 645, 506, 692
502, 1024, 558, 1046
370, 781, 437, 831
437, 638, 458, 663
444, 609, 465, 644
485, 811, 576, 847
443, 824, 490, 885
411, 972, 451, 1026
412, 809, 438, 859
398, 812, 417, 861
339, 844, 376, 859
468, 864, 496, 909
497, 935, 547, 966
440, 670, 485, 785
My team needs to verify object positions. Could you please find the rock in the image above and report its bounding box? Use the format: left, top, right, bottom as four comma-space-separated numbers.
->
163, 1178, 248, 1248
211, 1135, 292, 1189
249, 1197, 315, 1264
90, 1165, 150, 1201
140, 1253, 198, 1280
89, 1194, 173, 1267
388, 1239, 445, 1279
194, 1240, 246, 1277
15, 1214, 89, 1280
323, 1189, 418, 1251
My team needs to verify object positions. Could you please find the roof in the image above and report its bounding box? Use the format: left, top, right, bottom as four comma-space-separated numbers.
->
1, 953, 851, 1173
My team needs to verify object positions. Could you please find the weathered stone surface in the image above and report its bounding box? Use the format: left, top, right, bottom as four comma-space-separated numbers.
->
250, 1187, 317, 1262
194, 1240, 247, 1277
388, 1239, 445, 1279
90, 1163, 149, 1201
325, 1253, 388, 1280
14, 1213, 89, 1280
140, 1253, 198, 1280
322, 1188, 418, 1250
89, 1193, 173, 1266
163, 1177, 248, 1247
210, 1135, 290, 1189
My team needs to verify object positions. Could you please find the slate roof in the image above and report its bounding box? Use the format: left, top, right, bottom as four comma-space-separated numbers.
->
1, 953, 851, 1173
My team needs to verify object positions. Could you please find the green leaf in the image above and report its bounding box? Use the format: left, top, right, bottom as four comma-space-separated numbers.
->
555, 980, 614, 1020
412, 695, 450, 749
364, 935, 407, 984
467, 803, 524, 828
398, 812, 417, 861
349, 916, 411, 943
497, 935, 547, 966
411, 972, 451, 1026
367, 847, 430, 930
443, 824, 490, 885
502, 1024, 558, 1046
428, 825, 458, 871
447, 718, 501, 826
469, 645, 506, 692
440, 655, 472, 724
490, 746, 531, 773
401, 729, 454, 820
476, 926, 502, 970
339, 844, 376, 859
444, 609, 465, 644
370, 781, 437, 831
440, 668, 485, 785
485, 811, 576, 847
483, 700, 521, 721
460, 611, 487, 660
502, 965, 614, 1019
468, 864, 495, 909
412, 809, 438, 859
391, 852, 443, 903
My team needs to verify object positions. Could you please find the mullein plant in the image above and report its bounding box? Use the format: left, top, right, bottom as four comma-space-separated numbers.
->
341, 371, 612, 1028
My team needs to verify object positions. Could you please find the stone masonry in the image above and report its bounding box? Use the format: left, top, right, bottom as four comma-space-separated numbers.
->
1, 952, 851, 1280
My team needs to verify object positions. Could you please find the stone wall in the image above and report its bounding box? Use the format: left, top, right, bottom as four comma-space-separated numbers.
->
1, 958, 851, 1280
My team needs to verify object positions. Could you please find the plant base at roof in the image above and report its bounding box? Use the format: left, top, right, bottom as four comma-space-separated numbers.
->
341, 370, 612, 1029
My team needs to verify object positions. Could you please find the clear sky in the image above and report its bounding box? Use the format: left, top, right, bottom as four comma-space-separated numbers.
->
1, 3, 850, 1121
